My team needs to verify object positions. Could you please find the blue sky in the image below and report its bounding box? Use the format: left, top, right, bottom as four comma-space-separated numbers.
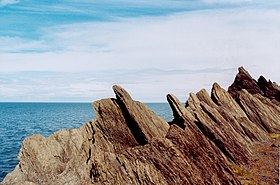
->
1, 0, 280, 102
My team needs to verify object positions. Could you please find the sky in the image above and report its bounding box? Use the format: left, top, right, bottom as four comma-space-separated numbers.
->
0, 0, 280, 102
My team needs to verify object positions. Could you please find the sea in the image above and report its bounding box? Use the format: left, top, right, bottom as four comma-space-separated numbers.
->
0, 103, 173, 181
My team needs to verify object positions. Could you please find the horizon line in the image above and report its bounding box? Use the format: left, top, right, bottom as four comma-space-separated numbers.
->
0, 101, 171, 104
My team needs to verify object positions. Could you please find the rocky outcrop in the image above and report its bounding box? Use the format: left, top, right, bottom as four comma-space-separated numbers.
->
228, 67, 263, 100
1, 87, 171, 185
237, 90, 280, 133
229, 66, 280, 105
1, 67, 279, 185
185, 84, 257, 165
112, 85, 169, 145
258, 75, 280, 104
228, 67, 280, 133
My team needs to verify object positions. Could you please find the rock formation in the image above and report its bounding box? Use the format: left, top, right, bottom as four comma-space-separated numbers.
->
229, 66, 280, 105
228, 67, 263, 100
1, 67, 279, 185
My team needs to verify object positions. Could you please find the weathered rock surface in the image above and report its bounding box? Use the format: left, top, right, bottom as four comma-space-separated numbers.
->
229, 66, 280, 105
228, 67, 263, 100
228, 67, 280, 133
258, 75, 280, 103
1, 67, 279, 185
185, 86, 253, 165
237, 90, 280, 133
112, 85, 169, 145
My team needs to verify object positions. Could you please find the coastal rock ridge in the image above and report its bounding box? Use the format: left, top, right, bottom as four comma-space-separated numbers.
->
1, 67, 279, 185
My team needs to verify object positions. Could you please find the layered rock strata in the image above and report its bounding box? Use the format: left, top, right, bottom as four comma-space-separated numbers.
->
1, 67, 279, 185
229, 67, 280, 105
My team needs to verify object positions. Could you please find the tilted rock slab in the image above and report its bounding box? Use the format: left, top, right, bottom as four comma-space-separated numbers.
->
228, 67, 280, 133
229, 66, 280, 105
2, 86, 240, 185
2, 67, 280, 185
185, 86, 254, 165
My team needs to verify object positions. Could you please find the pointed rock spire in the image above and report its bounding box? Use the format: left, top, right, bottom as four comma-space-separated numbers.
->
113, 85, 169, 145
196, 88, 217, 108
228, 66, 262, 100
257, 75, 280, 103
210, 83, 266, 142
167, 94, 196, 128
212, 82, 247, 117
92, 98, 138, 151
2, 68, 279, 185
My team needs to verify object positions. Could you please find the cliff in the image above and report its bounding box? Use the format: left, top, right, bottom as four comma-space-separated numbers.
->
1, 67, 279, 185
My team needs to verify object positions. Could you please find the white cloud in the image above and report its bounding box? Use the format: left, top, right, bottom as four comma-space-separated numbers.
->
0, 37, 48, 52
0, 69, 235, 102
1, 7, 280, 102
0, 0, 19, 6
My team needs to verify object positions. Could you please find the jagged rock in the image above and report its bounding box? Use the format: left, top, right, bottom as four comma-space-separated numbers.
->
1, 67, 279, 185
2, 122, 96, 185
212, 83, 247, 117
167, 94, 196, 129
2, 86, 241, 185
167, 94, 240, 184
237, 89, 280, 133
228, 66, 263, 100
254, 93, 280, 115
2, 86, 170, 185
210, 83, 267, 142
229, 67, 280, 105
112, 85, 169, 145
272, 82, 280, 91
258, 75, 280, 103
196, 88, 217, 108
185, 90, 253, 165
92, 98, 138, 151
227, 66, 280, 133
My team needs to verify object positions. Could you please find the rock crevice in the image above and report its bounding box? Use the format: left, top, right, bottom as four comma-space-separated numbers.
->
1, 67, 279, 185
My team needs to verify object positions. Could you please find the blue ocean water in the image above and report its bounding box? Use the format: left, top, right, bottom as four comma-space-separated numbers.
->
0, 103, 172, 181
